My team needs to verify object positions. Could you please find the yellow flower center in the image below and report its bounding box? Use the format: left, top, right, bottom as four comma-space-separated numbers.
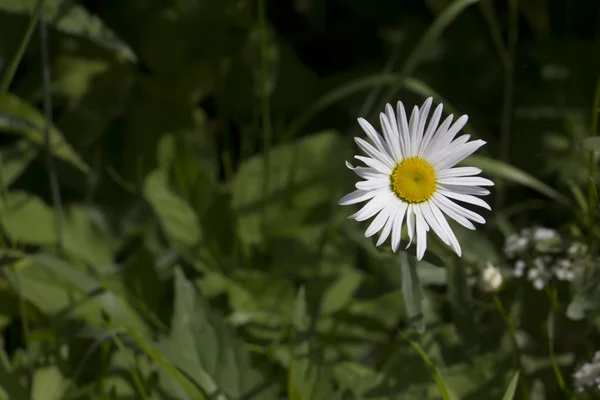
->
390, 157, 437, 203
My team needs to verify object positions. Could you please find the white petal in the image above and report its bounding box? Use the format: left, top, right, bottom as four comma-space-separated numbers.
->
422, 114, 453, 158
416, 98, 433, 149
419, 203, 449, 246
354, 137, 395, 169
439, 184, 490, 196
414, 208, 428, 260
437, 188, 491, 210
355, 155, 393, 175
384, 104, 404, 161
365, 200, 393, 237
431, 194, 476, 230
405, 205, 415, 249
433, 139, 487, 170
434, 193, 486, 224
391, 202, 408, 252
418, 102, 443, 157
356, 177, 390, 190
438, 176, 494, 186
422, 202, 462, 256
396, 101, 411, 159
339, 189, 380, 205
349, 192, 389, 221
436, 167, 482, 178
377, 206, 396, 247
345, 161, 381, 180
407, 106, 419, 157
432, 115, 468, 153
357, 118, 391, 157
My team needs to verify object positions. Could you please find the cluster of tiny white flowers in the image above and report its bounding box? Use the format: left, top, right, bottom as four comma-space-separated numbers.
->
504, 226, 586, 290
574, 351, 600, 393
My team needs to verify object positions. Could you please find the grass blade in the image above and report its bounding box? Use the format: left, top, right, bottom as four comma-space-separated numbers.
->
375, 0, 482, 113
501, 371, 520, 400
465, 155, 570, 206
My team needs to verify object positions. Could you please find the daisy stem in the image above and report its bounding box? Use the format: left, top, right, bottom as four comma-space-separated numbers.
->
257, 0, 272, 241
496, 0, 518, 210
586, 76, 600, 227
492, 294, 530, 400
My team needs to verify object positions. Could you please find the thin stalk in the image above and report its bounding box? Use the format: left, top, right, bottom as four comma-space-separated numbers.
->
587, 76, 600, 227
545, 285, 575, 400
496, 0, 518, 209
257, 0, 272, 244
39, 8, 64, 250
492, 294, 530, 400
0, 0, 43, 97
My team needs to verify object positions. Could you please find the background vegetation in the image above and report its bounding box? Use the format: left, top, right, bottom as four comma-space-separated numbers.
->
0, 0, 599, 399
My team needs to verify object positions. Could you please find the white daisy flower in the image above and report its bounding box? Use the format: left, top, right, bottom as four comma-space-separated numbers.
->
339, 97, 493, 260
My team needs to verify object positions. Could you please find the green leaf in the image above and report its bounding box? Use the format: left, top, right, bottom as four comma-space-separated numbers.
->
288, 288, 338, 400
63, 205, 117, 269
0, 93, 90, 173
6, 254, 150, 335
0, 140, 38, 187
465, 155, 570, 205
159, 269, 275, 399
0, 191, 57, 245
0, 0, 136, 61
582, 136, 600, 152
501, 372, 520, 400
320, 269, 363, 315
143, 169, 202, 247
0, 347, 28, 399
233, 131, 350, 246
400, 253, 425, 333
31, 366, 66, 400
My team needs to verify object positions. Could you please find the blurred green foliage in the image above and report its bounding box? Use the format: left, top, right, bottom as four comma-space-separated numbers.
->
0, 0, 599, 399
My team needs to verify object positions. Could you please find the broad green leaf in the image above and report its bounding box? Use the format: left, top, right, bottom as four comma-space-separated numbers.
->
0, 191, 57, 245
232, 131, 351, 246
465, 155, 570, 205
5, 254, 150, 335
288, 288, 338, 400
143, 169, 202, 247
0, 140, 37, 187
501, 372, 520, 400
320, 269, 363, 315
582, 137, 600, 151
63, 205, 117, 269
0, 347, 27, 400
159, 269, 275, 399
226, 270, 296, 330
0, 0, 136, 61
0, 93, 90, 173
31, 366, 66, 400
400, 253, 425, 333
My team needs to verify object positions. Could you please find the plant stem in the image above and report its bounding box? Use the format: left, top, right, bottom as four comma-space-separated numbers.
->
587, 76, 600, 227
492, 294, 530, 400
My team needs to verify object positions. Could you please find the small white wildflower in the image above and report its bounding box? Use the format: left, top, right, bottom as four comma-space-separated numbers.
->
532, 226, 559, 243
574, 351, 600, 392
528, 256, 552, 290
568, 242, 588, 257
504, 233, 529, 258
478, 262, 503, 293
513, 259, 526, 277
553, 258, 575, 281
